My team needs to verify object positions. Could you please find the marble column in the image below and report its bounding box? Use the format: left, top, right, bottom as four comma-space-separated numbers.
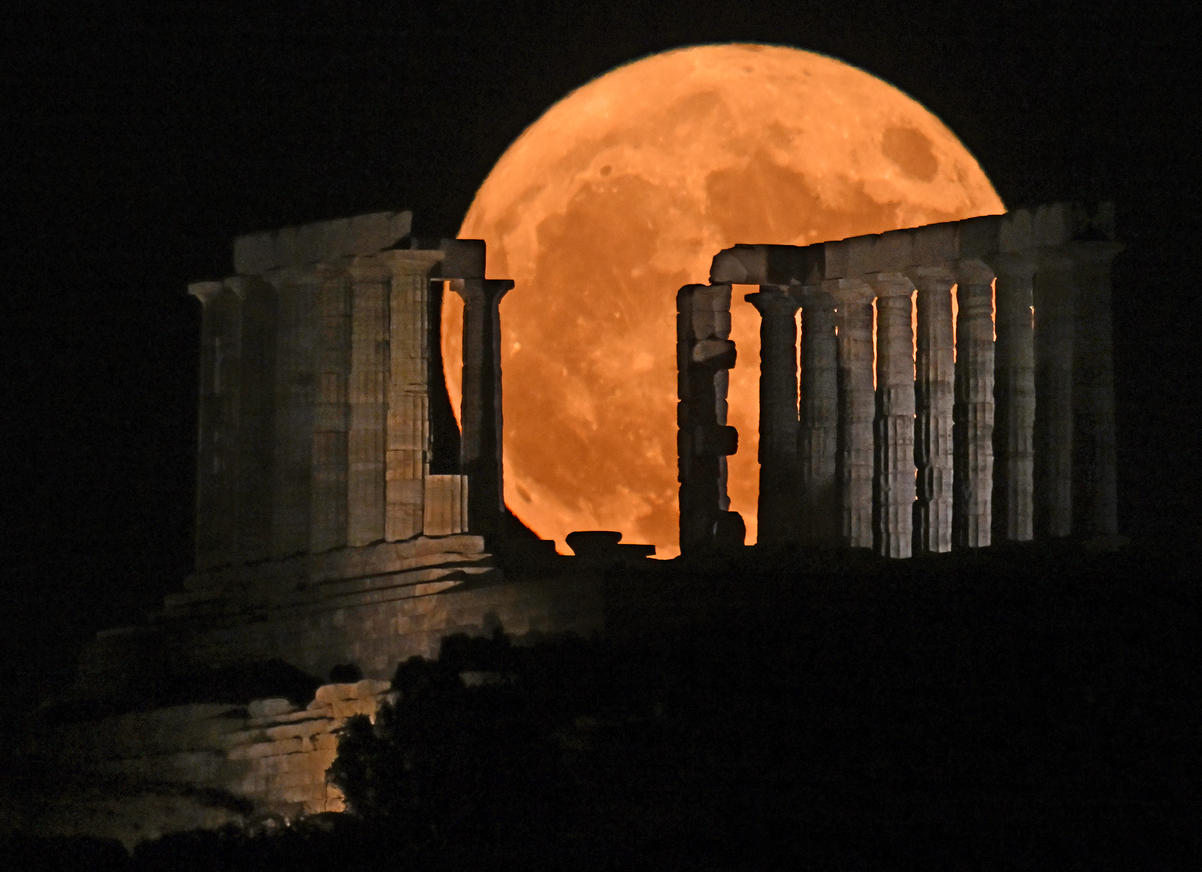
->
909, 267, 955, 553
229, 276, 276, 564
347, 263, 390, 546
796, 289, 839, 545
677, 283, 739, 554
1033, 249, 1076, 538
269, 269, 320, 559
871, 274, 916, 558
746, 286, 800, 544
989, 252, 1036, 542
1068, 241, 1122, 538
189, 281, 235, 570
310, 268, 351, 553
384, 251, 442, 542
453, 277, 514, 540
829, 280, 875, 549
952, 260, 995, 549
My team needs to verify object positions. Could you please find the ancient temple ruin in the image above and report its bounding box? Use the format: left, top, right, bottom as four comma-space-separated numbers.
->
678, 202, 1120, 557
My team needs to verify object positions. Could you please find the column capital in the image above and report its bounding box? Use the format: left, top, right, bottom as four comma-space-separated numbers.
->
986, 250, 1039, 281
867, 271, 915, 298
905, 265, 956, 291
450, 277, 514, 307
792, 284, 837, 310
821, 277, 874, 306
188, 281, 224, 306
955, 258, 996, 286
745, 284, 801, 317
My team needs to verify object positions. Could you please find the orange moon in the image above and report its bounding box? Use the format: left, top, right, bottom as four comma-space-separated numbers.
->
443, 44, 1004, 557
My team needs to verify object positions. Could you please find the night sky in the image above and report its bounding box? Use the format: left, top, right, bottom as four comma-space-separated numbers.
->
2, 2, 1198, 705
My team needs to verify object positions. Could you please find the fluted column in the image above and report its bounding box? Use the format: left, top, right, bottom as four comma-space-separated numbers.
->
269, 269, 320, 559
952, 260, 995, 549
1033, 249, 1076, 538
909, 267, 955, 553
871, 274, 917, 558
1068, 241, 1122, 538
190, 281, 233, 569
746, 286, 801, 544
454, 277, 514, 540
677, 283, 739, 553
383, 251, 442, 542
990, 252, 1036, 542
229, 276, 276, 564
796, 289, 839, 545
347, 264, 389, 546
310, 268, 351, 553
829, 280, 875, 549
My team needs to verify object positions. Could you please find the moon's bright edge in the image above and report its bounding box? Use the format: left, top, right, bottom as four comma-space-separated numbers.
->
444, 44, 1004, 557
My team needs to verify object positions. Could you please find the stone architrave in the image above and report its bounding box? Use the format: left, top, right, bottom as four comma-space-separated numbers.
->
828, 279, 875, 549
796, 288, 839, 545
310, 268, 352, 553
269, 269, 320, 559
229, 276, 277, 564
346, 263, 390, 547
1068, 241, 1122, 538
952, 260, 995, 548
746, 286, 801, 544
677, 283, 738, 553
384, 250, 443, 542
453, 277, 514, 539
1033, 249, 1076, 538
989, 252, 1036, 542
870, 274, 916, 558
908, 266, 955, 553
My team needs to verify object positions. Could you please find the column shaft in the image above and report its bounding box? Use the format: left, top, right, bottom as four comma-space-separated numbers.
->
910, 268, 955, 553
677, 283, 738, 553
347, 270, 389, 546
1033, 252, 1076, 537
872, 278, 916, 558
832, 285, 875, 549
231, 277, 276, 564
990, 254, 1036, 542
746, 287, 800, 544
952, 262, 995, 549
455, 278, 513, 539
310, 271, 351, 552
798, 294, 839, 544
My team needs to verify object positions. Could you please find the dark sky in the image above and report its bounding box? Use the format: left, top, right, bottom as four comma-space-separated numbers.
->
2, 1, 1199, 699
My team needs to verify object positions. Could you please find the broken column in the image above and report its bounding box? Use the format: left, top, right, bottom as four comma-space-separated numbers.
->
909, 267, 955, 553
677, 283, 738, 553
796, 288, 839, 545
989, 251, 1036, 542
745, 285, 800, 544
871, 274, 917, 558
1033, 249, 1076, 538
453, 277, 514, 540
829, 279, 875, 550
952, 259, 995, 549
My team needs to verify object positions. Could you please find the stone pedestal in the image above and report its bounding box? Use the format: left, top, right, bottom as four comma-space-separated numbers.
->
797, 290, 839, 545
909, 267, 955, 553
677, 283, 738, 553
1033, 249, 1076, 538
453, 278, 514, 540
871, 275, 916, 558
829, 280, 875, 549
990, 252, 1036, 542
952, 260, 995, 548
746, 286, 800, 544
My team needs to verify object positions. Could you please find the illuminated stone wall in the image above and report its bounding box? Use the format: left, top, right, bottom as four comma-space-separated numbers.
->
688, 201, 1120, 556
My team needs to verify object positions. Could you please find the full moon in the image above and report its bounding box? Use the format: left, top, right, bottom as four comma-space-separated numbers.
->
444, 44, 1004, 556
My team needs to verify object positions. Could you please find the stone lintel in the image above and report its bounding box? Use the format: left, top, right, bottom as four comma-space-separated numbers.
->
234, 211, 414, 275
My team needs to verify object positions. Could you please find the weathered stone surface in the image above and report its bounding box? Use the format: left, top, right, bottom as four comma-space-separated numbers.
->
829, 281, 875, 549
909, 266, 955, 554
746, 286, 800, 544
952, 260, 995, 548
233, 211, 413, 275
1033, 249, 1076, 538
797, 291, 839, 545
871, 276, 916, 558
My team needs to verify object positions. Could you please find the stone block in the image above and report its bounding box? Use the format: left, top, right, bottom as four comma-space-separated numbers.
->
439, 238, 486, 278
248, 698, 297, 720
